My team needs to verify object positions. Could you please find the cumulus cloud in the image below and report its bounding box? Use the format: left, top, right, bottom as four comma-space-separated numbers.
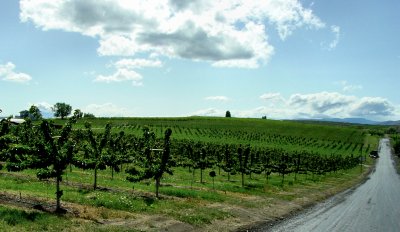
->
20, 0, 326, 68
349, 97, 395, 117
199, 92, 398, 120
95, 58, 161, 86
0, 62, 32, 83
204, 96, 230, 102
95, 69, 143, 86
289, 92, 355, 115
82, 103, 136, 117
286, 92, 396, 119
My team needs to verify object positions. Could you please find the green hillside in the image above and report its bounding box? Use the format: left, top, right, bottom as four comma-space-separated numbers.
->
61, 116, 376, 156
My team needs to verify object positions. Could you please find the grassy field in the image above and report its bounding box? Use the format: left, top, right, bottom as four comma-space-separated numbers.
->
0, 117, 381, 231
59, 116, 374, 156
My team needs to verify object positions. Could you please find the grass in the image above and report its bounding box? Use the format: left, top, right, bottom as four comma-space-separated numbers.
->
0, 205, 100, 232
0, 161, 373, 230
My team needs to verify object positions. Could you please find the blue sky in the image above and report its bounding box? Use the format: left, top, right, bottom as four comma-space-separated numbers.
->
0, 0, 399, 121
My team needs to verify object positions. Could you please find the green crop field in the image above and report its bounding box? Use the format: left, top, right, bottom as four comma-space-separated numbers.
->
0, 116, 381, 231
64, 116, 374, 156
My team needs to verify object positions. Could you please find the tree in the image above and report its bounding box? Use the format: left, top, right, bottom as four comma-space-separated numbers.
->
83, 113, 96, 118
237, 146, 250, 187
198, 147, 209, 184
35, 120, 75, 212
52, 103, 72, 119
0, 119, 11, 137
126, 128, 174, 198
73, 109, 83, 120
277, 153, 291, 185
20, 110, 30, 119
209, 171, 216, 190
29, 105, 42, 120
75, 122, 111, 190
225, 111, 231, 118
4, 119, 76, 213
261, 150, 273, 183
222, 145, 235, 181
104, 131, 125, 179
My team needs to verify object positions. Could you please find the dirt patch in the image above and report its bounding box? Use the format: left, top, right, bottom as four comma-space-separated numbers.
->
0, 191, 194, 232
99, 215, 195, 232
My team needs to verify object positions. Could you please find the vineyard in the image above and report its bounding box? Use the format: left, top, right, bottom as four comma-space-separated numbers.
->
0, 116, 379, 231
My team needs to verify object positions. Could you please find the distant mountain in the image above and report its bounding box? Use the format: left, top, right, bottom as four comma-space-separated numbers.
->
297, 117, 400, 125
379, 120, 400, 126
320, 118, 380, 125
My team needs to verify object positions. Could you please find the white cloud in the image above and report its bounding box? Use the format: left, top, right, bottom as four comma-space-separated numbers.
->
95, 58, 162, 86
260, 92, 283, 101
343, 85, 363, 92
204, 96, 230, 102
328, 25, 340, 50
95, 69, 143, 86
83, 103, 135, 117
115, 59, 162, 69
201, 92, 398, 120
336, 80, 363, 92
20, 0, 326, 68
289, 92, 355, 115
34, 102, 53, 112
349, 97, 395, 117
191, 108, 225, 117
97, 35, 143, 56
0, 62, 32, 83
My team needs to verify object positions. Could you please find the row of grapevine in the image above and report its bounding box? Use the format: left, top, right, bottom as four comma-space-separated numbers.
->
0, 118, 368, 212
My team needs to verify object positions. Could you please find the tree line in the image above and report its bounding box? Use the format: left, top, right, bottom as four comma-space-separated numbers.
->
2, 103, 95, 121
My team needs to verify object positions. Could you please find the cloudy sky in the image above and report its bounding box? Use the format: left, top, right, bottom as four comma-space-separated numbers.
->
0, 0, 399, 121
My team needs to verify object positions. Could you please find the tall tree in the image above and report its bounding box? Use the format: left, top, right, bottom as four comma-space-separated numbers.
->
29, 105, 42, 120
73, 109, 83, 120
225, 110, 231, 118
52, 103, 72, 119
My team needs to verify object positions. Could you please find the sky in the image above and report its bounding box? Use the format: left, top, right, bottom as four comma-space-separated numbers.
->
0, 0, 399, 121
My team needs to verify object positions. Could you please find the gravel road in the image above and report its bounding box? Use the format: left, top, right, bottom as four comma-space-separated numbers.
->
266, 138, 400, 232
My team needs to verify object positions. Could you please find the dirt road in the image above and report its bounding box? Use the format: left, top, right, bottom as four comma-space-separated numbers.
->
266, 138, 400, 232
